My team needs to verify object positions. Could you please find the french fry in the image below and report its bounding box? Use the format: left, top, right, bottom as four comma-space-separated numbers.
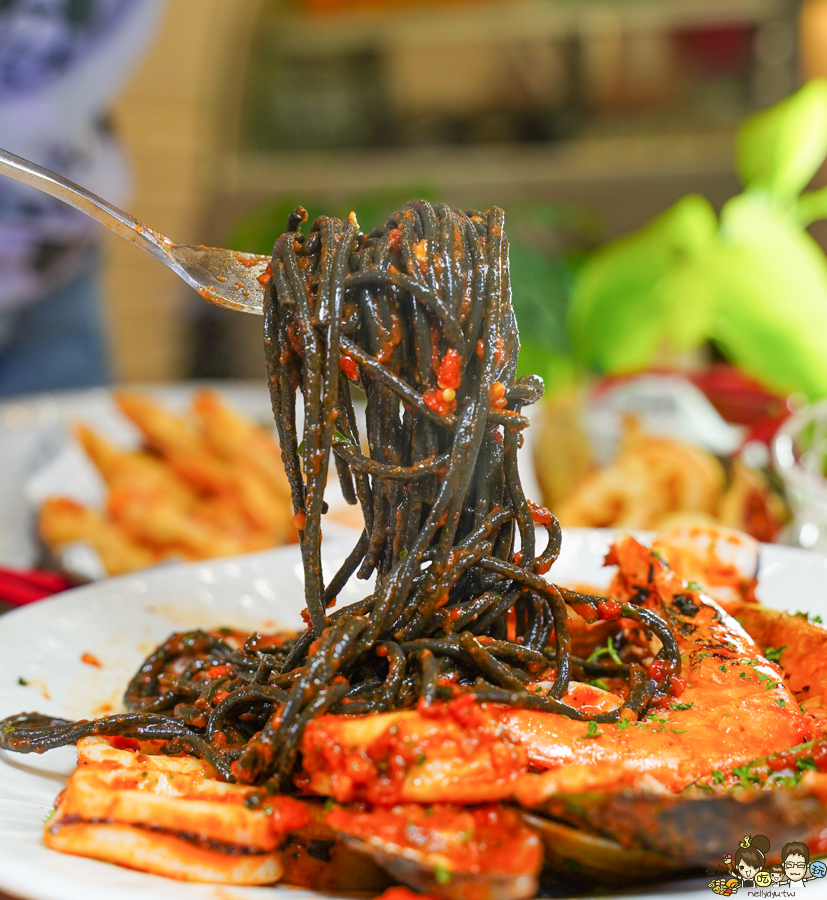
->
115, 391, 235, 496
40, 391, 296, 575
106, 486, 265, 559
117, 391, 294, 541
75, 424, 196, 508
38, 497, 158, 575
192, 388, 290, 499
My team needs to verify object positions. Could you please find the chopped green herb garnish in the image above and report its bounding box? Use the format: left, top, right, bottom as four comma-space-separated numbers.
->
615, 718, 631, 730
589, 678, 611, 691
670, 701, 694, 711
765, 646, 786, 662
217, 626, 233, 635
712, 770, 725, 784
797, 756, 818, 772
719, 665, 727, 673
17, 677, 27, 686
579, 721, 602, 740
587, 638, 622, 666
686, 581, 703, 592
416, 753, 426, 766
324, 797, 336, 810
776, 698, 786, 708
42, 808, 55, 824
671, 727, 687, 735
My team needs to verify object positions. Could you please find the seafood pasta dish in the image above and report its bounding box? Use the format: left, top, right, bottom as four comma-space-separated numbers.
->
3, 201, 827, 897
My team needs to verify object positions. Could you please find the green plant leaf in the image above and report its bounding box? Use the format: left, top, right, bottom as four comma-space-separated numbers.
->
736, 79, 827, 204
796, 184, 827, 225
568, 194, 717, 373
708, 193, 827, 398
509, 241, 572, 371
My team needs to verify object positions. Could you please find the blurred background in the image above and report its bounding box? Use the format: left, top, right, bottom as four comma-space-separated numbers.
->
99, 0, 814, 384
9, 0, 827, 590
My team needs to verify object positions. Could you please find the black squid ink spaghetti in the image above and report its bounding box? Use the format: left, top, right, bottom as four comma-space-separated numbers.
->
0, 201, 681, 795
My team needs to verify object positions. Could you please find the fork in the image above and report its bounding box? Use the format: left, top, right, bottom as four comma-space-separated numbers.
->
0, 147, 269, 314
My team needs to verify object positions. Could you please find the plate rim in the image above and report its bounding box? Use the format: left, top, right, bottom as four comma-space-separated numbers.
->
0, 528, 824, 900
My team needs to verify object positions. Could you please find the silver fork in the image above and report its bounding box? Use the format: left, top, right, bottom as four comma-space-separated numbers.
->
0, 147, 269, 314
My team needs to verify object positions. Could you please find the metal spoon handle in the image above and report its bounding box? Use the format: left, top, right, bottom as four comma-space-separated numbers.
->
0, 146, 175, 267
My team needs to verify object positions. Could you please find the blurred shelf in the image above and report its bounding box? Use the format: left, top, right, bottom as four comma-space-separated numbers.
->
220, 129, 735, 197
270, 0, 793, 54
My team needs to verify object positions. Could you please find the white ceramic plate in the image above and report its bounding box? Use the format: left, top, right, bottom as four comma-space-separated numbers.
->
0, 529, 825, 900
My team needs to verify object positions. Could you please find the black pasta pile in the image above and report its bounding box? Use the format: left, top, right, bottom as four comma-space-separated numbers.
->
0, 202, 680, 793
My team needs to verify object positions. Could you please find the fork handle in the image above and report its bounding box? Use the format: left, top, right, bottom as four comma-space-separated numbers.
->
0, 146, 178, 269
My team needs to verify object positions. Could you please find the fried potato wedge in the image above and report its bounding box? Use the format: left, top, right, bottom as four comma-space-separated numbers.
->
38, 497, 158, 575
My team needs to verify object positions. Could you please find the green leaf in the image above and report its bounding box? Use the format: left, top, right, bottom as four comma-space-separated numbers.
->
707, 193, 827, 398
568, 195, 717, 374
736, 79, 827, 204
509, 241, 573, 379
796, 185, 827, 226
579, 721, 603, 740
